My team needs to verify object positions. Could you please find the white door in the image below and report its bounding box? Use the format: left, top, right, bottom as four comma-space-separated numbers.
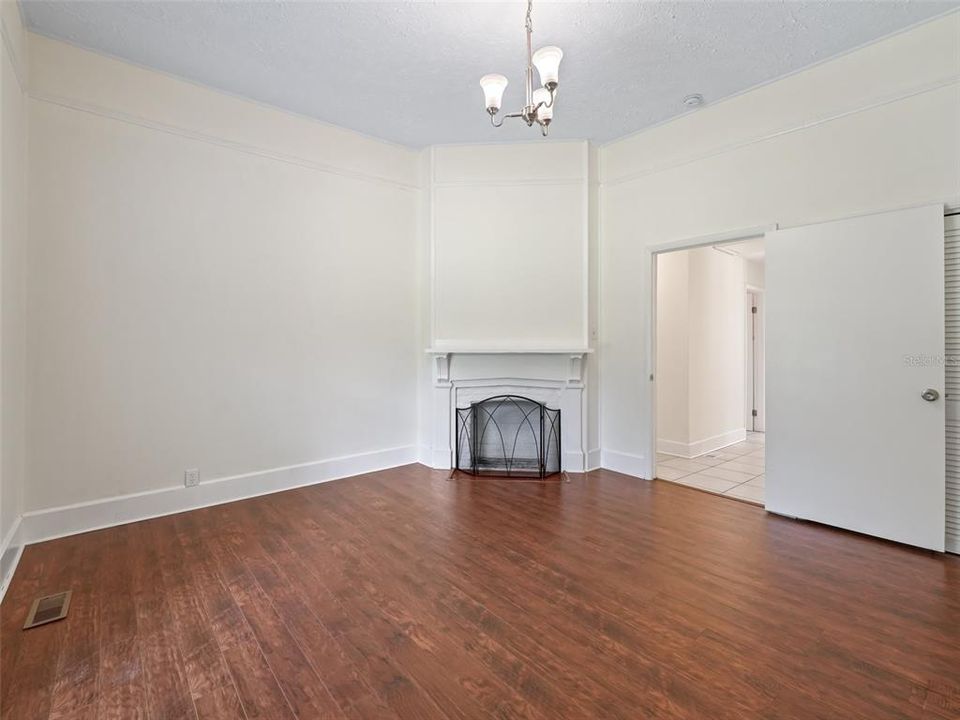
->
945, 213, 960, 554
765, 204, 945, 551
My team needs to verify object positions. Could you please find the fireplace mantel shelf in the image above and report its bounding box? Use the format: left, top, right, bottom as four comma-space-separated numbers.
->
425, 348, 593, 355
424, 348, 590, 472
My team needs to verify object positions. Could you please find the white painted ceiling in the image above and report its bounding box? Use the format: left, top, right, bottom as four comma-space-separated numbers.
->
21, 1, 959, 148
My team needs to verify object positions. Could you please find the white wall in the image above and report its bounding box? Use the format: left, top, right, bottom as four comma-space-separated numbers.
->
745, 259, 765, 290
1, 0, 27, 591
24, 35, 422, 518
429, 142, 589, 350
656, 247, 746, 457
2, 10, 957, 559
687, 249, 745, 449
420, 141, 599, 469
599, 13, 960, 477
655, 250, 690, 447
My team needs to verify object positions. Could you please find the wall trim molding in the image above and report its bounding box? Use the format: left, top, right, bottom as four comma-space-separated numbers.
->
29, 91, 420, 192
655, 439, 690, 458
602, 76, 960, 188
697, 430, 750, 458
657, 428, 747, 459
431, 178, 583, 188
0, 516, 24, 602
0, 15, 26, 92
29, 29, 418, 154
586, 448, 602, 471
18, 445, 418, 547
600, 449, 649, 480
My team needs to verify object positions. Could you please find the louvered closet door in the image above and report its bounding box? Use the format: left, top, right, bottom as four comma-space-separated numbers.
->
945, 213, 960, 554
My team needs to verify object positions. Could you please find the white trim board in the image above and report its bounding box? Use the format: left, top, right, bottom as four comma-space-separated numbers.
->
657, 428, 748, 459
17, 445, 418, 547
601, 76, 960, 186
26, 29, 415, 155
645, 224, 779, 482
0, 517, 25, 602
600, 449, 649, 480
586, 448, 602, 472
29, 92, 419, 192
1, 14, 27, 91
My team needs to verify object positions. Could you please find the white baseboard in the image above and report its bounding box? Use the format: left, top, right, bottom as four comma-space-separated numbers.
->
656, 438, 692, 457
600, 449, 650, 479
425, 448, 451, 470
0, 516, 24, 602
586, 448, 602, 471
657, 428, 747, 459
19, 445, 418, 546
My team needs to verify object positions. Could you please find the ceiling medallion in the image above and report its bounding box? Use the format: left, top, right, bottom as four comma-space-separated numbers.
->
479, 0, 563, 137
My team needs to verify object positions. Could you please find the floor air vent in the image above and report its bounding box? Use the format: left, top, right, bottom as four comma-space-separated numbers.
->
23, 590, 72, 630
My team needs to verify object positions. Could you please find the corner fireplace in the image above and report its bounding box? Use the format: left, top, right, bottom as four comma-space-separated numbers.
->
454, 395, 561, 478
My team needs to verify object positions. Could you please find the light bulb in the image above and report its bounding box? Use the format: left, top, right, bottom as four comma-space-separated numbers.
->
532, 46, 563, 90
479, 74, 509, 113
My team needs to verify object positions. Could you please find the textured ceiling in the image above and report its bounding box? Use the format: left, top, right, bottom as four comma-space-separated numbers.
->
20, 1, 959, 148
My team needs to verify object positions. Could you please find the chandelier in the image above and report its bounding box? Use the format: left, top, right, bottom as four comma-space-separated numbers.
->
479, 0, 563, 136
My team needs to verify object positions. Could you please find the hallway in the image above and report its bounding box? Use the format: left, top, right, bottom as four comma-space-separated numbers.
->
656, 432, 765, 504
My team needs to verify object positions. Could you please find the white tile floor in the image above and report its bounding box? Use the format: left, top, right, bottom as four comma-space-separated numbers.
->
656, 432, 765, 505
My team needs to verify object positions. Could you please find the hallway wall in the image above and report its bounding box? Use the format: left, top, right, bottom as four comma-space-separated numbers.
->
657, 247, 746, 457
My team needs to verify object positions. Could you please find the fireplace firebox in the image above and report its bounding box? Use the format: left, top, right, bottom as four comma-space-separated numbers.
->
454, 395, 561, 478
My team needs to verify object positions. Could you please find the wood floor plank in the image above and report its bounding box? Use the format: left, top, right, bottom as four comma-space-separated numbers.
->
127, 522, 197, 720
97, 638, 147, 720
1, 538, 82, 720
2, 466, 959, 720
172, 512, 294, 720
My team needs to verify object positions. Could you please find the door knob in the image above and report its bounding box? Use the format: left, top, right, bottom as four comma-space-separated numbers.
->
921, 388, 940, 402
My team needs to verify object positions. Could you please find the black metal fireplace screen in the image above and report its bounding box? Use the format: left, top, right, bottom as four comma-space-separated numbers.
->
455, 395, 561, 478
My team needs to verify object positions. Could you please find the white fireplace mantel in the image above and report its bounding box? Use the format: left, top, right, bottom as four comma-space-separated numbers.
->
426, 348, 592, 387
425, 347, 593, 354
423, 348, 591, 472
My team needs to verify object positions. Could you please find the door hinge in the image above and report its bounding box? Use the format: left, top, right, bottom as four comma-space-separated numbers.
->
752, 409, 758, 417
752, 306, 758, 314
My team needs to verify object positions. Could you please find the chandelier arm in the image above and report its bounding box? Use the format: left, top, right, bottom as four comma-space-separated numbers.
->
490, 111, 525, 128
541, 86, 557, 109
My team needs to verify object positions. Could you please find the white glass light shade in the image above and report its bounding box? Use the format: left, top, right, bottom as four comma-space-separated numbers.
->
533, 88, 553, 122
532, 46, 563, 89
480, 74, 509, 112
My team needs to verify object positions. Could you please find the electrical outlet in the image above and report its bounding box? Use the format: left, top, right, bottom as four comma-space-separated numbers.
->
184, 468, 199, 487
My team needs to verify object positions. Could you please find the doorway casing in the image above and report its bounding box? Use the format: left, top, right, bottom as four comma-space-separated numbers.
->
645, 224, 776, 482
745, 287, 765, 432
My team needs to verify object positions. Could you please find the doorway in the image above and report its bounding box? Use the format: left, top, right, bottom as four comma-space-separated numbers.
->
653, 237, 766, 505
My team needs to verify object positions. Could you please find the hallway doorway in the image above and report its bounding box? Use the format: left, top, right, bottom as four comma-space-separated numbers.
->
654, 236, 766, 505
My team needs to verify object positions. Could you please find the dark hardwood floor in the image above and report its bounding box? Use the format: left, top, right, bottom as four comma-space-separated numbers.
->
1, 466, 958, 719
